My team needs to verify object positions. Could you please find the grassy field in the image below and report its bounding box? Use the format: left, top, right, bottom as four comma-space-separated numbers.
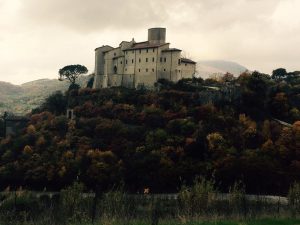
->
21, 219, 298, 225
94, 219, 300, 225
105, 219, 300, 225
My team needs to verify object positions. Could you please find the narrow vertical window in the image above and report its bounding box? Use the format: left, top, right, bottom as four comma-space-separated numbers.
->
146, 58, 148, 62
152, 57, 155, 62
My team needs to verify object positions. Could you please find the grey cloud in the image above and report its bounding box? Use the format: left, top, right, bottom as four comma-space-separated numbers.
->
1, 0, 300, 84
20, 0, 170, 32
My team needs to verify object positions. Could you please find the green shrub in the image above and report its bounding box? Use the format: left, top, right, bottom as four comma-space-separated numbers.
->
178, 177, 217, 217
229, 181, 247, 217
101, 187, 137, 221
60, 181, 89, 223
0, 191, 42, 223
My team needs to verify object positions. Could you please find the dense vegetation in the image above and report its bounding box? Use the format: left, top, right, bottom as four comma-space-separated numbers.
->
0, 69, 299, 195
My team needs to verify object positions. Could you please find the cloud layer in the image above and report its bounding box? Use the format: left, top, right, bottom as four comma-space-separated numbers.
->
0, 0, 299, 84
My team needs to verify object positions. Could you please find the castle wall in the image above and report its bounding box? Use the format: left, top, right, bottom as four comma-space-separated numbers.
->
134, 48, 158, 88
180, 62, 196, 79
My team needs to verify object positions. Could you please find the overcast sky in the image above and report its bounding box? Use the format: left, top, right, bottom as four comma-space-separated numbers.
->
0, 0, 300, 84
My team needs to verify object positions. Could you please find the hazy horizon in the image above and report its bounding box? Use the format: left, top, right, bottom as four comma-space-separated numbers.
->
1, 0, 300, 85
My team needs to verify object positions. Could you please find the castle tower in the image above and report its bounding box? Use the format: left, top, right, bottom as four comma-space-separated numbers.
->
148, 28, 166, 45
93, 45, 113, 89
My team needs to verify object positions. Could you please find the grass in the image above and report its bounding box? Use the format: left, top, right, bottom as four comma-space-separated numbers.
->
113, 218, 299, 225
1, 218, 300, 225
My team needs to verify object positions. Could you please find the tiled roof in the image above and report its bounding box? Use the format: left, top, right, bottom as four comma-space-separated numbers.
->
162, 48, 182, 52
181, 58, 196, 64
95, 45, 114, 51
125, 42, 169, 50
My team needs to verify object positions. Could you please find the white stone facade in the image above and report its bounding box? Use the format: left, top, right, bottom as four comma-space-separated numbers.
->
93, 28, 196, 89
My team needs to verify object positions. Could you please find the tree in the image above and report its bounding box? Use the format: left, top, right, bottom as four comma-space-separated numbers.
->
272, 68, 287, 81
40, 91, 67, 115
59, 64, 88, 85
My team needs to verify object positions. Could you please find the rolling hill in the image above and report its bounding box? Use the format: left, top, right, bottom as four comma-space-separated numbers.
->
0, 76, 91, 114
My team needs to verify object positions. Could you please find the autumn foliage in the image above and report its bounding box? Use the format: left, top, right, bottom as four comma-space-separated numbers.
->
0, 71, 300, 195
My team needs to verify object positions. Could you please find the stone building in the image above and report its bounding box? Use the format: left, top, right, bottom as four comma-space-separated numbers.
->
93, 28, 196, 89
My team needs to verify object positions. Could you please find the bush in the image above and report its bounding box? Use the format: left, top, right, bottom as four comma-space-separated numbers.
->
101, 187, 137, 221
229, 181, 247, 217
0, 191, 42, 223
178, 177, 216, 217
60, 182, 89, 223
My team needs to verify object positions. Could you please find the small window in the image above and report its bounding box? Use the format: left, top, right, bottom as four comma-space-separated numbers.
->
132, 59, 134, 64
160, 57, 162, 62
164, 58, 166, 62
153, 49, 155, 52
146, 68, 148, 72
139, 50, 141, 54
152, 57, 155, 62
139, 58, 141, 63
138, 69, 141, 72
152, 68, 155, 72
120, 61, 122, 64
146, 49, 149, 53
146, 58, 148, 62
179, 70, 181, 72
125, 60, 128, 64
114, 53, 116, 56
185, 63, 187, 66
178, 59, 181, 65
125, 68, 127, 71
164, 69, 166, 71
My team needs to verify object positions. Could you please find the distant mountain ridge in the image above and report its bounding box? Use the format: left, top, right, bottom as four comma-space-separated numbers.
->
0, 76, 91, 114
197, 60, 248, 78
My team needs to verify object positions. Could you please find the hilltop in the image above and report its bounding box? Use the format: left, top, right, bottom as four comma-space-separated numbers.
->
0, 70, 299, 194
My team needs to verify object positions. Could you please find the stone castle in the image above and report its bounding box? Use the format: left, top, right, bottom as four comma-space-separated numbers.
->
93, 28, 196, 89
